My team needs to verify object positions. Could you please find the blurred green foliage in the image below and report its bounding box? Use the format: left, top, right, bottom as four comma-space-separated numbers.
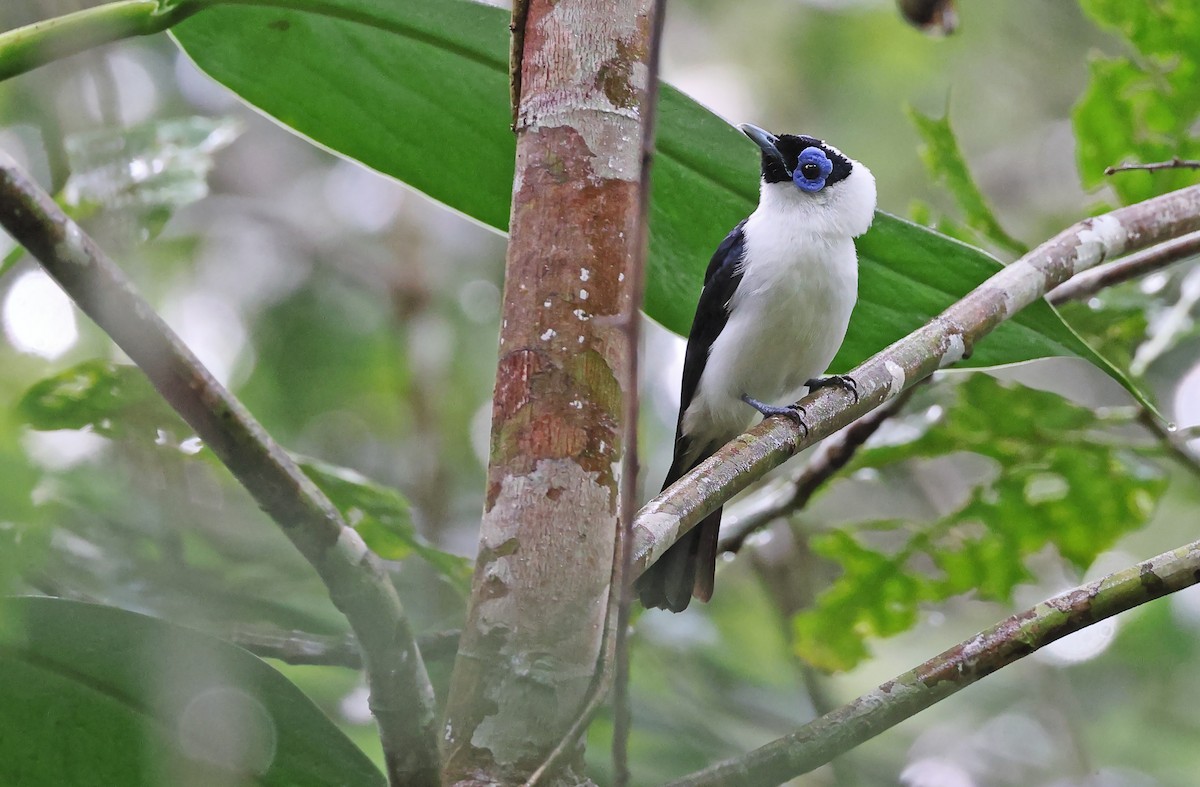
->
907, 106, 1029, 256
18, 359, 186, 439
297, 456, 472, 593
793, 375, 1165, 671
1075, 0, 1200, 204
16, 358, 472, 596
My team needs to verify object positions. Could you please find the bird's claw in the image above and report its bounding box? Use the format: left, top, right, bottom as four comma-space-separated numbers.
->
740, 394, 809, 438
806, 374, 860, 403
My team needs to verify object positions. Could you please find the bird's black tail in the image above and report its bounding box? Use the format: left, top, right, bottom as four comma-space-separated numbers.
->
635, 440, 720, 612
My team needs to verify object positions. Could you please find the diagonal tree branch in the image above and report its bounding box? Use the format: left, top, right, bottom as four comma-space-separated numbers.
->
1047, 229, 1200, 304
632, 185, 1200, 578
0, 151, 439, 787
666, 536, 1200, 786
224, 625, 462, 668
727, 225, 1200, 561
1138, 409, 1200, 486
717, 384, 920, 556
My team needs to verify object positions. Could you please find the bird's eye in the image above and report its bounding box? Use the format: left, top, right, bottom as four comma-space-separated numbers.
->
793, 146, 833, 193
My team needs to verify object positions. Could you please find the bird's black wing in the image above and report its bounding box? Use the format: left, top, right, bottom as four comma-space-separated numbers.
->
676, 219, 747, 427
638, 220, 748, 612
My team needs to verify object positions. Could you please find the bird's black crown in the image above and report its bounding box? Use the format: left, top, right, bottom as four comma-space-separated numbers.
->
760, 135, 853, 187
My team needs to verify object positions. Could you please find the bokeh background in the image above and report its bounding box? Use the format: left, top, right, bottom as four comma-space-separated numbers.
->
1, 0, 1199, 784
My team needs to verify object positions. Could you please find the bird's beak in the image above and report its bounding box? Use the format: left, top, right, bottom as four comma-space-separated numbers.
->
738, 123, 787, 172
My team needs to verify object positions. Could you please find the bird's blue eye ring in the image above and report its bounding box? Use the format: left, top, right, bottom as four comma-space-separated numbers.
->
793, 147, 833, 193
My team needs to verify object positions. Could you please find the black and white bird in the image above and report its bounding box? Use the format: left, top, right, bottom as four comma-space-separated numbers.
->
637, 124, 877, 612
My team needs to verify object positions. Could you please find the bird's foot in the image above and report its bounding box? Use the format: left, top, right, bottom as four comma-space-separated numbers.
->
741, 394, 808, 438
806, 374, 860, 403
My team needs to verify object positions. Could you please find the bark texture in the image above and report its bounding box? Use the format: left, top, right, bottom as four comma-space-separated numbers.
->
440, 1, 652, 783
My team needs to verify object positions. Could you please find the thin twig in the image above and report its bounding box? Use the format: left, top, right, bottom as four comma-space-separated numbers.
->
1105, 157, 1200, 176
1047, 233, 1200, 484
508, 0, 529, 128
666, 537, 1200, 786
0, 152, 439, 787
226, 626, 462, 668
1138, 409, 1200, 485
1048, 230, 1200, 304
227, 626, 365, 667
718, 385, 920, 556
613, 1, 666, 783
632, 184, 1200, 580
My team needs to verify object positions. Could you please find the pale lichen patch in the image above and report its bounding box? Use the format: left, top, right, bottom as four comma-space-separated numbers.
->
884, 360, 906, 397
633, 509, 683, 566
939, 332, 966, 369
1075, 214, 1127, 270
995, 264, 1044, 319
335, 526, 370, 564
53, 222, 90, 267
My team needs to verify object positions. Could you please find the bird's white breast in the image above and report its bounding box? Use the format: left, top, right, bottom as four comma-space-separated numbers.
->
680, 197, 860, 453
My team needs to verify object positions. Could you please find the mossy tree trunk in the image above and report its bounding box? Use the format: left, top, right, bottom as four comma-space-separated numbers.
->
440, 1, 654, 783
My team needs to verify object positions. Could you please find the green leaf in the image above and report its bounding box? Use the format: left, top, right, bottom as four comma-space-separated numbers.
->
845, 216, 1106, 376
906, 105, 1028, 256
296, 457, 472, 594
1080, 0, 1200, 64
0, 243, 23, 279
1074, 1, 1200, 203
171, 0, 1135, 388
792, 375, 1167, 672
18, 359, 187, 441
0, 596, 384, 786
1053, 296, 1149, 374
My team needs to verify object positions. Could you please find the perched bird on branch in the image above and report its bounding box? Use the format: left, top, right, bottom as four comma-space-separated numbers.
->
637, 124, 877, 612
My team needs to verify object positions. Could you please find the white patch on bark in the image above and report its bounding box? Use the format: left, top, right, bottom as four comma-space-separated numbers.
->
335, 527, 369, 564
1075, 214, 1127, 271
470, 458, 615, 766
885, 360, 906, 397
633, 509, 682, 566
54, 223, 89, 266
939, 332, 966, 369
997, 264, 1044, 319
